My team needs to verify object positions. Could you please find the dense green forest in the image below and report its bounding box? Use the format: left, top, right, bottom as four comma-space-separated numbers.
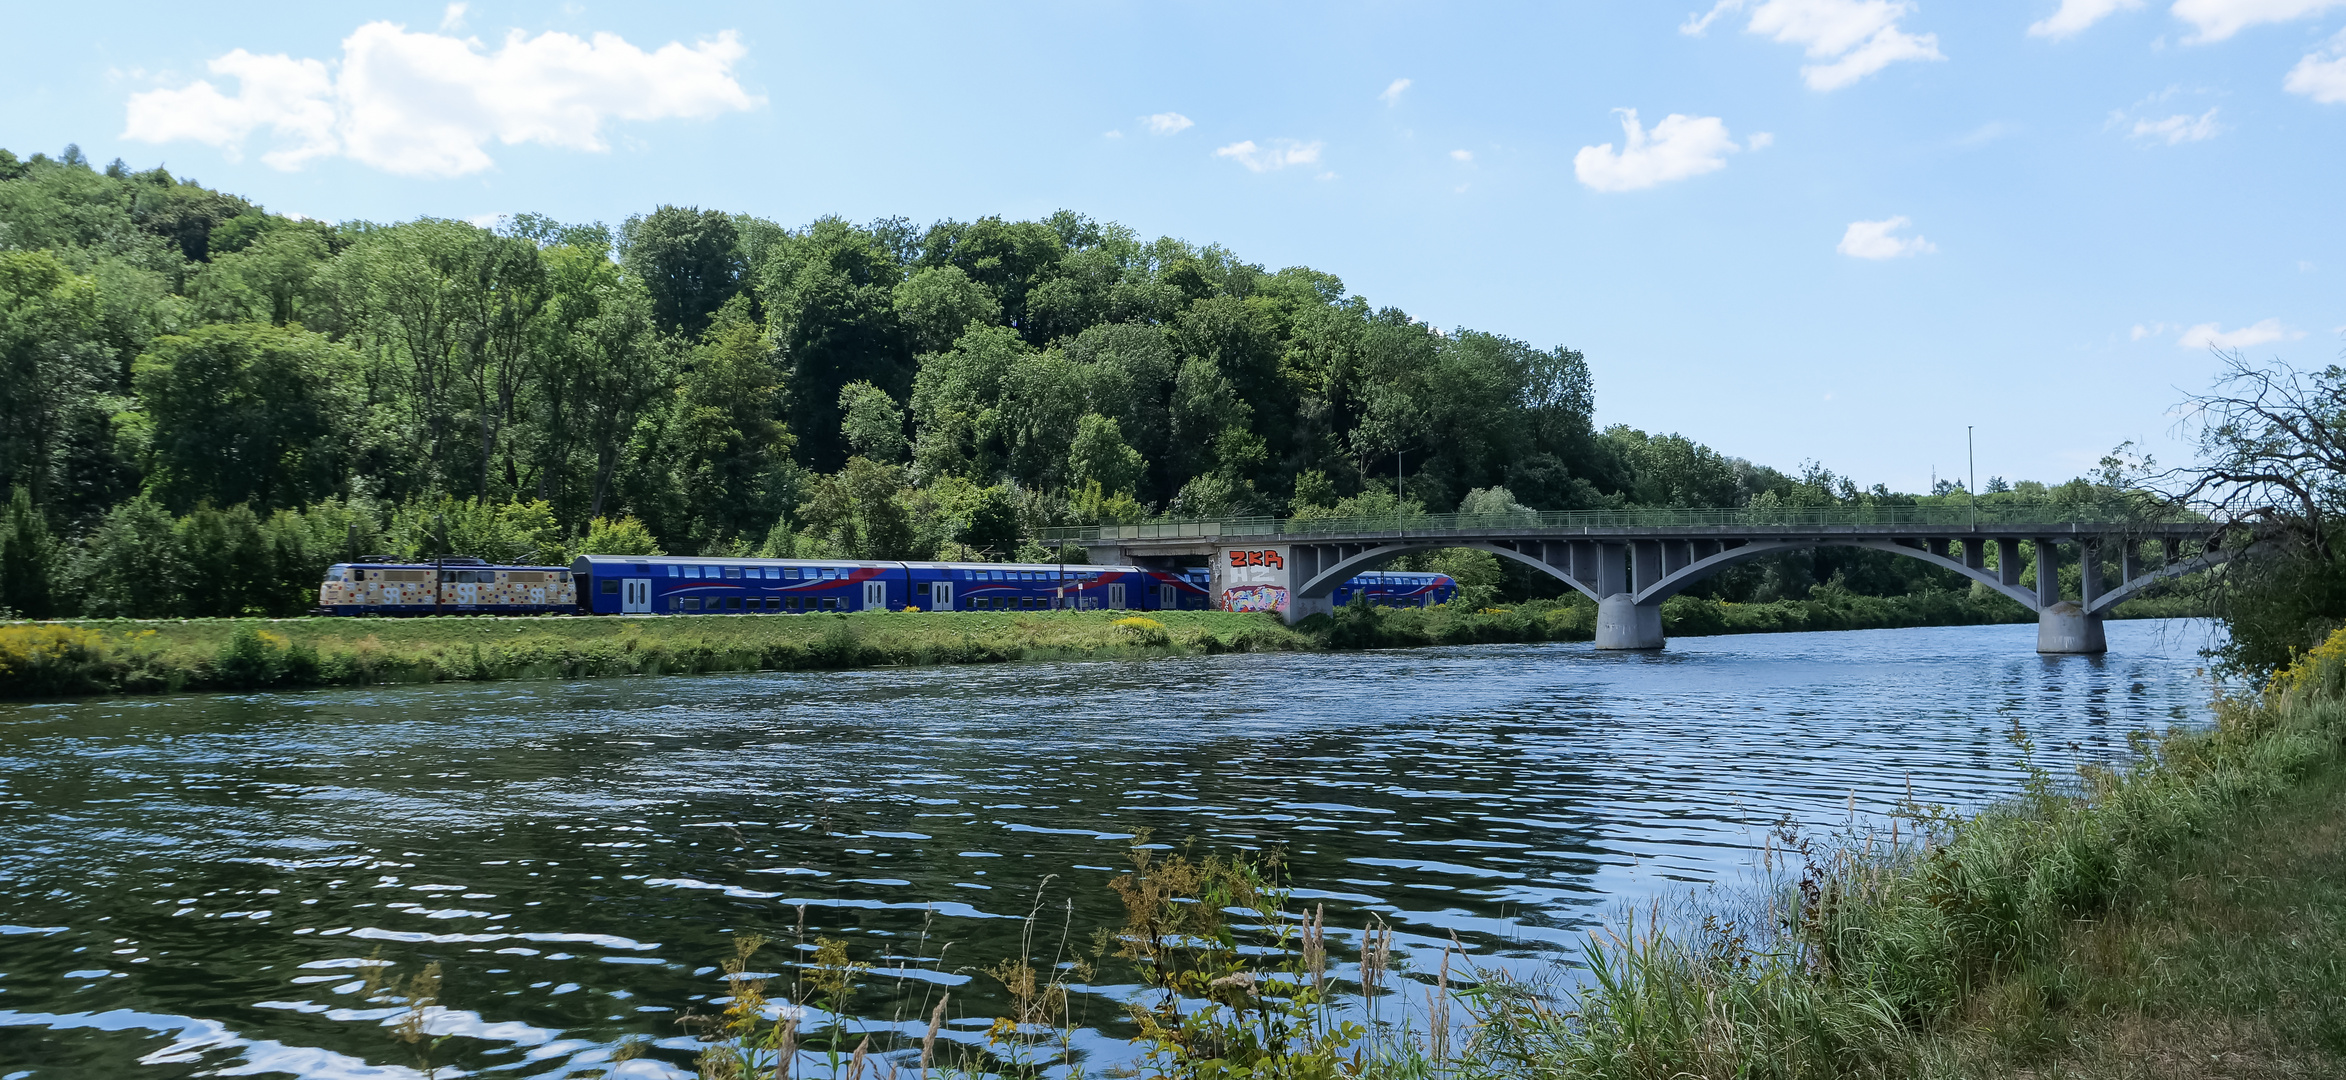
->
0, 144, 2113, 618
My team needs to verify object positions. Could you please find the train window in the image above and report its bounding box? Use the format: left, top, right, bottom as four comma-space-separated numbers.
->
822, 567, 839, 579
683, 565, 702, 579
724, 597, 741, 610
786, 597, 799, 611
764, 597, 780, 611
670, 596, 682, 610
724, 567, 741, 579
600, 579, 619, 594
762, 568, 778, 579
683, 597, 702, 610
821, 598, 839, 610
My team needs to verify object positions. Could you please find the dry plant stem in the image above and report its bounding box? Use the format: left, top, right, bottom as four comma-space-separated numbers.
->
921, 993, 947, 1075
1429, 948, 1451, 1064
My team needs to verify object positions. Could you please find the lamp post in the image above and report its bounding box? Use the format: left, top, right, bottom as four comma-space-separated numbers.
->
1968, 426, 1978, 531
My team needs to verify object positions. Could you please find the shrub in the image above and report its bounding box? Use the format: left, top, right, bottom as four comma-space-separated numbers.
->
0, 624, 110, 694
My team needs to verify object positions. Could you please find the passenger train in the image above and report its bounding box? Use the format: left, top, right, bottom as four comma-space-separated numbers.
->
316, 555, 1455, 616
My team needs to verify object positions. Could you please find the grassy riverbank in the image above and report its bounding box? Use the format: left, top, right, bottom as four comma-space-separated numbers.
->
0, 611, 1319, 697
0, 587, 2200, 698
1436, 631, 2346, 1080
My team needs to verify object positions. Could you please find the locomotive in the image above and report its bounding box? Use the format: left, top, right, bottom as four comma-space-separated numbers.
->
316, 555, 1455, 616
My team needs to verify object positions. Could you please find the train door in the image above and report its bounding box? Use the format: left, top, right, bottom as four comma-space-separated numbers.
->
1158, 584, 1177, 609
622, 578, 651, 613
1108, 583, 1127, 609
932, 581, 953, 611
862, 580, 887, 611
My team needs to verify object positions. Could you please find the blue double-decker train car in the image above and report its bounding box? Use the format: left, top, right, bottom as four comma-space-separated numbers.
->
1330, 570, 1457, 608
568, 555, 1215, 615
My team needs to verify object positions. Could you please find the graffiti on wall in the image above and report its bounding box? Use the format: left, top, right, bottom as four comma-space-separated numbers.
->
1219, 548, 1289, 613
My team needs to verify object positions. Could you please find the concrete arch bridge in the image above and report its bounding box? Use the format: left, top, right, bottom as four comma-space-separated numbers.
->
1056, 507, 2225, 654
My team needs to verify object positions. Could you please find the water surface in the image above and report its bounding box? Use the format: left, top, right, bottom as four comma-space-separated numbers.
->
0, 620, 2218, 1077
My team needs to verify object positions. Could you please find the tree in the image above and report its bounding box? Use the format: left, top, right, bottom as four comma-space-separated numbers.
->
330, 219, 489, 494
1069, 413, 1146, 497
71, 496, 185, 618
620, 206, 744, 337
0, 251, 110, 509
129, 323, 358, 511
0, 486, 57, 617
661, 298, 794, 546
452, 233, 548, 497
762, 218, 908, 471
577, 515, 664, 556
839, 380, 909, 464
893, 265, 1000, 355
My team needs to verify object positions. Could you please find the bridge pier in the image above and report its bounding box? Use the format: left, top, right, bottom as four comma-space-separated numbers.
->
2037, 602, 2108, 655
1595, 593, 1665, 650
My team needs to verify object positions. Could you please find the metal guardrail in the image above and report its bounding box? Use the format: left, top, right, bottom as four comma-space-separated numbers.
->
1040, 503, 2211, 543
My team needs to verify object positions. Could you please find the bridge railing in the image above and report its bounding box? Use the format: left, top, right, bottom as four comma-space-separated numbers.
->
1041, 502, 2209, 543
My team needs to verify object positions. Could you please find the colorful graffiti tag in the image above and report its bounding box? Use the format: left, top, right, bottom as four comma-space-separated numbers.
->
1219, 547, 1289, 613
1222, 584, 1290, 613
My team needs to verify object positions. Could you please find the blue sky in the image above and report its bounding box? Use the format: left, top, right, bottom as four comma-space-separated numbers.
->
6, 1, 2343, 492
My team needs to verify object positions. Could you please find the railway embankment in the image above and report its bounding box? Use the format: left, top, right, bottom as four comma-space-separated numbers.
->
0, 587, 2195, 698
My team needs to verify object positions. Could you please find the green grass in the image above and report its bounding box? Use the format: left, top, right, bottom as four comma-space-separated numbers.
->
1922, 756, 2346, 1078
0, 610, 1318, 697
1430, 633, 2346, 1080
0, 586, 2206, 699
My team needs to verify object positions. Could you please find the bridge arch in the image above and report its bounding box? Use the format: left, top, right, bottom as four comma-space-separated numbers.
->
1291, 541, 1603, 604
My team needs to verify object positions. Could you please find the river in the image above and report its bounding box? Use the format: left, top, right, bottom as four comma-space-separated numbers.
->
0, 619, 2219, 1078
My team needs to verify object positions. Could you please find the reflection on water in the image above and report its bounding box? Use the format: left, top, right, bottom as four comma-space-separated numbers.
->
0, 620, 2218, 1077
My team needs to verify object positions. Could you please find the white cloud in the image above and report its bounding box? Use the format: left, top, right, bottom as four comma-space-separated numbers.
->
122, 21, 759, 177
2286, 31, 2346, 102
1837, 216, 1937, 258
440, 3, 468, 31
2130, 106, 2223, 142
1379, 77, 1411, 105
122, 50, 339, 168
1747, 131, 1775, 149
1572, 108, 1740, 192
1142, 111, 1193, 135
1688, 1, 1945, 89
2178, 318, 2302, 348
1103, 129, 1122, 139
2027, 0, 2143, 39
1681, 2, 1739, 34
2172, 0, 2346, 43
1450, 148, 1473, 162
1213, 138, 1323, 172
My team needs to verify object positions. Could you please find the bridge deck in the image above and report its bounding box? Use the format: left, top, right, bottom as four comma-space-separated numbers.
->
1048, 507, 2217, 551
